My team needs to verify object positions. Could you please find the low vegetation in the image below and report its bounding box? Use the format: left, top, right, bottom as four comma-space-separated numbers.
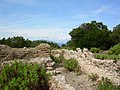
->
98, 77, 120, 90
109, 43, 120, 55
90, 47, 101, 53
0, 61, 50, 90
63, 59, 79, 71
51, 55, 82, 75
94, 43, 120, 62
88, 73, 99, 81
95, 54, 119, 62
74, 65, 82, 75
50, 55, 65, 63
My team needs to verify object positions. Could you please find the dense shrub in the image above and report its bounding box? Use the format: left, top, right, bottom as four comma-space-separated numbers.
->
98, 77, 119, 90
90, 47, 100, 53
63, 59, 79, 71
109, 43, 120, 55
0, 61, 50, 90
95, 54, 119, 62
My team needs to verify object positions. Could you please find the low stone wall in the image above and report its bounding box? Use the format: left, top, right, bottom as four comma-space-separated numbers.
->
0, 43, 51, 63
1, 57, 55, 71
51, 48, 120, 85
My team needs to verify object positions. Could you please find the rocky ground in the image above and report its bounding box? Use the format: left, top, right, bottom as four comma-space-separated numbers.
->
51, 48, 120, 85
55, 67, 97, 90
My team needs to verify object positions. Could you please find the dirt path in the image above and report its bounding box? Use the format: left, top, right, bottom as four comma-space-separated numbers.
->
55, 67, 97, 90
62, 72, 97, 90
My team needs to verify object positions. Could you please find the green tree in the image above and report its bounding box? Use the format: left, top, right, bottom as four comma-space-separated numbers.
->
68, 21, 110, 49
5, 37, 11, 46
0, 38, 6, 44
10, 36, 26, 48
0, 36, 60, 48
113, 24, 120, 33
25, 39, 32, 47
0, 36, 29, 48
109, 24, 120, 45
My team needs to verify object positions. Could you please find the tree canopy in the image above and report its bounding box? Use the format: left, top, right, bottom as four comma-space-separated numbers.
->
0, 36, 60, 48
66, 21, 119, 50
109, 24, 120, 45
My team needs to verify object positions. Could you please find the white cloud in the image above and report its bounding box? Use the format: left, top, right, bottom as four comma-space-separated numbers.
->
0, 27, 71, 43
73, 5, 115, 20
93, 6, 111, 15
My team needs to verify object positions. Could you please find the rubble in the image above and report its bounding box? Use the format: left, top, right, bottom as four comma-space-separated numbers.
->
51, 48, 120, 85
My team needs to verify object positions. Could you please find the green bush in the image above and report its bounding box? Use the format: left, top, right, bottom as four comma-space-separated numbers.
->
109, 43, 120, 55
95, 54, 109, 60
0, 61, 50, 90
61, 46, 76, 50
63, 59, 79, 71
95, 54, 119, 62
98, 77, 119, 90
50, 55, 65, 63
90, 47, 101, 53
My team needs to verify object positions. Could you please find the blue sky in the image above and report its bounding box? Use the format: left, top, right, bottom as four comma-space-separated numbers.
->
0, 0, 120, 43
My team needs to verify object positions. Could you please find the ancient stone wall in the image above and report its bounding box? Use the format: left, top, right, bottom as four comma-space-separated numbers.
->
0, 43, 51, 63
51, 48, 120, 85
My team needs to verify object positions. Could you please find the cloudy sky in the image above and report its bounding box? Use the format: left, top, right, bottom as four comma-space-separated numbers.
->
0, 0, 120, 43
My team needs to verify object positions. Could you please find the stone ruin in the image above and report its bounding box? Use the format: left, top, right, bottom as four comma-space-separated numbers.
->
51, 48, 120, 86
0, 43, 51, 62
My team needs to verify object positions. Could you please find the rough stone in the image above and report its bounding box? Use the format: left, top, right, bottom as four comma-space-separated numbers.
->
46, 62, 55, 67
50, 75, 75, 90
46, 67, 54, 70
0, 43, 51, 63
52, 48, 120, 85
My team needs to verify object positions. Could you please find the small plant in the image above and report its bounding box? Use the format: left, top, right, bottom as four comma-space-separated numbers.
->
63, 59, 79, 71
98, 77, 119, 90
95, 54, 107, 60
88, 73, 99, 81
50, 55, 65, 63
0, 61, 50, 90
90, 47, 101, 53
74, 65, 82, 75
